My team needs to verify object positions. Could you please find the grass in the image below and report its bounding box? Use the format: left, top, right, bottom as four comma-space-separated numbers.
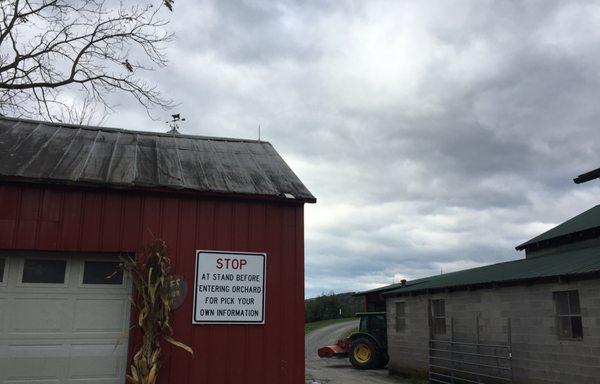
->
304, 317, 356, 333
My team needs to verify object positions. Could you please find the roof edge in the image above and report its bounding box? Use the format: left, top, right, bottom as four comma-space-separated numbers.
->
354, 283, 404, 297
0, 176, 317, 204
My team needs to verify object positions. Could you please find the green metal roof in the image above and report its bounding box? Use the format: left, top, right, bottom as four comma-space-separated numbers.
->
382, 245, 600, 296
516, 205, 600, 250
357, 282, 405, 296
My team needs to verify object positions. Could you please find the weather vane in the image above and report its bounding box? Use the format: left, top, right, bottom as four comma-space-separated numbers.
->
166, 114, 185, 135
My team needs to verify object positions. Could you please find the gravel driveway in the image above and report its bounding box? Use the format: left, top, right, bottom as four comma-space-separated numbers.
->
305, 320, 411, 384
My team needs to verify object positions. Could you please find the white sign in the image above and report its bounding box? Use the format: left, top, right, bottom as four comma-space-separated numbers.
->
192, 250, 266, 324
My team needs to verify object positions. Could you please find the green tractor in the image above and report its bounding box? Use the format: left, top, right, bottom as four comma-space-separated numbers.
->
317, 312, 389, 369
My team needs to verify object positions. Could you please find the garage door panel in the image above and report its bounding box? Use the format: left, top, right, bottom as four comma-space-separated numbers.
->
3, 343, 66, 381
10, 298, 70, 334
68, 343, 125, 380
73, 299, 126, 333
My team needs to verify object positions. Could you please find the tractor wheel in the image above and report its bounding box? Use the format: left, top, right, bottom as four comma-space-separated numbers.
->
349, 337, 379, 370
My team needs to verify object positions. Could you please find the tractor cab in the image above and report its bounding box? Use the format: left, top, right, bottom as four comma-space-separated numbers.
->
357, 311, 387, 348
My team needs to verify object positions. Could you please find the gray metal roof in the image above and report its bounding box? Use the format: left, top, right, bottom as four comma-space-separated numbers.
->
516, 205, 600, 250
0, 117, 315, 203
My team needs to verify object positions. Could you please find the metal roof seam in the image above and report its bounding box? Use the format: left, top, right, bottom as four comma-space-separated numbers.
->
7, 122, 38, 154
77, 129, 101, 181
207, 138, 235, 194
16, 125, 62, 176
4, 121, 23, 151
153, 135, 160, 185
173, 141, 187, 188
132, 134, 139, 184
156, 135, 184, 188
105, 131, 121, 183
247, 143, 282, 195
230, 143, 262, 195
49, 127, 82, 178
188, 138, 210, 190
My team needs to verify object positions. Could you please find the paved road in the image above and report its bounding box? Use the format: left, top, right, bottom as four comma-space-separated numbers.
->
305, 320, 409, 384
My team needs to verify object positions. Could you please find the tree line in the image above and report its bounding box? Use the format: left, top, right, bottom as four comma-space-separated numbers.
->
305, 291, 365, 323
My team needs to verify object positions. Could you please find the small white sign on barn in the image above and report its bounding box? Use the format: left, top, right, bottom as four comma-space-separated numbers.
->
192, 250, 266, 324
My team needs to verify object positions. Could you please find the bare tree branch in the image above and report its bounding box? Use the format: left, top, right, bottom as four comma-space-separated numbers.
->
0, 0, 173, 123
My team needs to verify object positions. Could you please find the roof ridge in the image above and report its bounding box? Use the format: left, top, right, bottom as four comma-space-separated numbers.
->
0, 116, 270, 144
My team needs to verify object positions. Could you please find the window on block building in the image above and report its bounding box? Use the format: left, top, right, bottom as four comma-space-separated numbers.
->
431, 299, 446, 335
395, 302, 406, 332
554, 290, 583, 339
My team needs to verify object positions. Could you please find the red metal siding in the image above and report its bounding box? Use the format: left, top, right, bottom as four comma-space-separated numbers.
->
0, 183, 305, 384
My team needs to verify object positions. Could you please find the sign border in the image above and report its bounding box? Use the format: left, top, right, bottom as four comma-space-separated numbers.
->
192, 250, 267, 325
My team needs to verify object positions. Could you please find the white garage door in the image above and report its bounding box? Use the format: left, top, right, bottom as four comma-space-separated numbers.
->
0, 252, 131, 384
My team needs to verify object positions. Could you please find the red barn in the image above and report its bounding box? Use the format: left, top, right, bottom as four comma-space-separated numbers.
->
0, 117, 315, 384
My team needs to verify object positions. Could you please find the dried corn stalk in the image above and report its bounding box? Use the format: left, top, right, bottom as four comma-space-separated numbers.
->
121, 239, 193, 384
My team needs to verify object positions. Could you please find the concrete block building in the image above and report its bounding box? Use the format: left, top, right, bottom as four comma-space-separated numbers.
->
363, 205, 600, 384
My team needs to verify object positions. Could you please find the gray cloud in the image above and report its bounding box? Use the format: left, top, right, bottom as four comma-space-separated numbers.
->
104, 0, 600, 298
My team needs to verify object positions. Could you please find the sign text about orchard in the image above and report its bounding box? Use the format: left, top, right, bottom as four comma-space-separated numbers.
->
193, 250, 266, 324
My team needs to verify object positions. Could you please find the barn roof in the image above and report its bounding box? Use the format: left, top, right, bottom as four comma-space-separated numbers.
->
0, 117, 315, 203
515, 205, 600, 250
381, 245, 600, 297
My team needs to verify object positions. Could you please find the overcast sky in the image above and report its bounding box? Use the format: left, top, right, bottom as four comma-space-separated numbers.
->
103, 0, 600, 298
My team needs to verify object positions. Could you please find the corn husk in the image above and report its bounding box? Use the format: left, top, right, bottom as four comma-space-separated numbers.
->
122, 239, 194, 383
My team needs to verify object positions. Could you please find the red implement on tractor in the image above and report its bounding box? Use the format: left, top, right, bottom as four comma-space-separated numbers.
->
317, 312, 389, 370
318, 337, 350, 358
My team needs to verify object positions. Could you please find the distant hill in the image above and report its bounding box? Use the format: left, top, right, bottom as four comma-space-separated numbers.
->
305, 291, 365, 323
